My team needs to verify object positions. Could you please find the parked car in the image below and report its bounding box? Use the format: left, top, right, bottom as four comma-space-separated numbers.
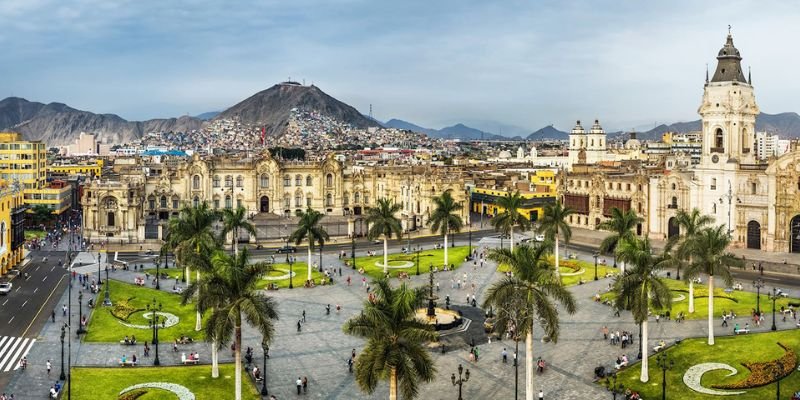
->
275, 246, 297, 254
483, 317, 495, 333
0, 282, 12, 295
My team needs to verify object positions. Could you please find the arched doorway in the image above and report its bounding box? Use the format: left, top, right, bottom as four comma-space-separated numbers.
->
746, 220, 761, 250
668, 217, 679, 239
791, 215, 800, 253
107, 211, 116, 227
260, 196, 269, 213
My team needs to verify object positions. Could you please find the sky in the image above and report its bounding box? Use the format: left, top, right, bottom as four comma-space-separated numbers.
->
1, 0, 799, 135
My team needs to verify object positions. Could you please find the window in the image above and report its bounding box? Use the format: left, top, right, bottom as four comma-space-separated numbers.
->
236, 176, 243, 187
306, 197, 312, 207
343, 193, 349, 206
283, 175, 290, 187
225, 175, 233, 188
160, 196, 167, 208
237, 199, 242, 209
283, 194, 290, 209
326, 174, 333, 187
671, 197, 678, 208
626, 183, 631, 191
751, 182, 757, 195
617, 183, 621, 190
671, 183, 676, 190
172, 198, 179, 209
193, 196, 199, 208
192, 175, 201, 190
364, 194, 369, 204
354, 192, 360, 203
711, 178, 717, 190
638, 202, 642, 213
295, 175, 302, 186
715, 128, 724, 149
225, 195, 232, 209
260, 174, 270, 188
306, 176, 313, 186
214, 199, 220, 209
148, 197, 155, 209
712, 203, 717, 213
107, 212, 115, 227
213, 176, 220, 188
295, 194, 302, 207
326, 193, 333, 207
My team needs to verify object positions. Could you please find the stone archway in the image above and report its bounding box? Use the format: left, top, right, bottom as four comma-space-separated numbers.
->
668, 217, 680, 239
746, 220, 761, 250
791, 215, 800, 253
260, 196, 270, 213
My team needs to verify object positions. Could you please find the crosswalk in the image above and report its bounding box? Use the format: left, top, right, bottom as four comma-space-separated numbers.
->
0, 336, 35, 372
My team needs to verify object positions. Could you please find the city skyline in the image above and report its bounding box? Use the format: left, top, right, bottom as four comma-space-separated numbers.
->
2, 1, 799, 133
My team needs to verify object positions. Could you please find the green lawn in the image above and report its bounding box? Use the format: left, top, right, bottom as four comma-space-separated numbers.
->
353, 246, 470, 279
599, 279, 800, 320
68, 364, 260, 400
24, 229, 46, 240
612, 330, 800, 400
84, 280, 204, 343
253, 262, 328, 289
497, 257, 619, 286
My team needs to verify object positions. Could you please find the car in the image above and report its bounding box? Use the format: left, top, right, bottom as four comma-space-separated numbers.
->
0, 282, 12, 295
275, 246, 297, 254
534, 234, 546, 242
5, 269, 19, 279
373, 239, 382, 245
483, 317, 495, 333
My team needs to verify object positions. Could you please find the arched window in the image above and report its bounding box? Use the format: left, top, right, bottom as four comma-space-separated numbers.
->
343, 193, 349, 206
236, 176, 243, 187
193, 196, 199, 208
148, 196, 155, 210
671, 183, 676, 190
742, 129, 749, 153
295, 194, 302, 207
326, 193, 333, 207
295, 175, 302, 186
192, 175, 200, 190
172, 197, 179, 209
751, 182, 757, 195
213, 198, 220, 209
225, 175, 233, 188
671, 196, 678, 208
711, 178, 717, 190
236, 198, 242, 209
283, 194, 290, 209
160, 196, 167, 208
283, 175, 290, 187
107, 212, 115, 227
260, 174, 270, 188
326, 174, 333, 187
225, 195, 232, 209
306, 195, 312, 208
306, 175, 313, 186
364, 194, 369, 204
714, 128, 724, 150
354, 192, 361, 204
0, 222, 5, 247
212, 175, 220, 188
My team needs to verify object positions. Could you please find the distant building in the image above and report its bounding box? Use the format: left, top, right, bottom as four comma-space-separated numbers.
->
755, 131, 790, 160
61, 132, 112, 156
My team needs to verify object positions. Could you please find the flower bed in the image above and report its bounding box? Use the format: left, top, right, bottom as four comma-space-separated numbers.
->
118, 389, 147, 400
713, 343, 798, 389
111, 299, 142, 321
119, 382, 195, 400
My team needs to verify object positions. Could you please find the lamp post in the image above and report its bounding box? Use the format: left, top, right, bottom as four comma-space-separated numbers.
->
450, 364, 470, 400
260, 339, 269, 395
769, 287, 779, 331
416, 246, 420, 276
719, 181, 734, 237
606, 373, 624, 400
147, 299, 162, 366
287, 255, 294, 289
351, 234, 356, 270
318, 243, 324, 272
753, 279, 765, 314
468, 223, 472, 257
593, 251, 599, 281
103, 266, 112, 306
97, 252, 102, 287
772, 359, 784, 400
656, 349, 674, 400
59, 324, 66, 380
76, 292, 86, 334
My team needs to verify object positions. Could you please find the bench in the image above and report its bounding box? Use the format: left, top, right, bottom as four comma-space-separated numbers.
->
119, 360, 137, 367
735, 328, 750, 335
119, 340, 137, 345
181, 354, 200, 365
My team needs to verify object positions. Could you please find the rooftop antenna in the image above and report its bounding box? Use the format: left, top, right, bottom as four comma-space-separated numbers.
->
728, 24, 731, 35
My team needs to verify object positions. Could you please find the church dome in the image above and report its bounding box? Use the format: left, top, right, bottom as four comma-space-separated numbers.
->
589, 119, 605, 135
570, 120, 585, 135
498, 150, 513, 159
711, 33, 747, 83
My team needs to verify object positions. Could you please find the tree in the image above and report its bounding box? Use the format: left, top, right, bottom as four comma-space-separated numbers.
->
168, 202, 219, 332
674, 208, 715, 314
484, 244, 577, 400
490, 191, 532, 252
219, 206, 256, 257
428, 190, 463, 267
682, 225, 742, 345
185, 248, 278, 400
288, 208, 329, 282
485, 281, 533, 400
29, 204, 55, 228
365, 199, 402, 274
537, 201, 574, 277
343, 278, 437, 400
612, 237, 673, 382
598, 208, 643, 274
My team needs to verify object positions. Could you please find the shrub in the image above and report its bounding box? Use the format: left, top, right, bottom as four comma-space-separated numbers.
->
713, 343, 798, 389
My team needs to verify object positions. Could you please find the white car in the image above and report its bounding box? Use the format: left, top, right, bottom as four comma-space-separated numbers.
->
534, 234, 546, 242
0, 282, 12, 295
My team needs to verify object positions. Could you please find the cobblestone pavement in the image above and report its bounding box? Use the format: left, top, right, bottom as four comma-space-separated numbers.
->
5, 239, 800, 400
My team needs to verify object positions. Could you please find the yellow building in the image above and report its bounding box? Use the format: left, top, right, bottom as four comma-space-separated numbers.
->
471, 171, 557, 222
0, 132, 71, 215
49, 159, 103, 178
0, 180, 26, 273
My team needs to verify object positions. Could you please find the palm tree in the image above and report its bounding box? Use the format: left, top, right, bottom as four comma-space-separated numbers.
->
682, 225, 742, 345
487, 288, 532, 400
168, 201, 219, 331
428, 190, 464, 267
674, 208, 714, 314
484, 244, 577, 400
343, 278, 437, 400
185, 248, 279, 400
537, 200, 574, 277
288, 208, 329, 282
219, 206, 256, 256
178, 249, 222, 377
598, 208, 643, 274
612, 237, 673, 382
490, 190, 532, 252
365, 198, 402, 274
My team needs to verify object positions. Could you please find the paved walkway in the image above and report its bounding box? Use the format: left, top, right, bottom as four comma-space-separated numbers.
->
4, 239, 800, 399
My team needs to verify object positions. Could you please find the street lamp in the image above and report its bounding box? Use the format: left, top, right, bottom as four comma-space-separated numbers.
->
416, 246, 421, 276
319, 243, 324, 272
468, 222, 472, 257
103, 266, 112, 306
351, 234, 356, 270
287, 255, 294, 289
147, 299, 162, 366
769, 287, 779, 331
605, 373, 624, 400
656, 349, 675, 400
772, 359, 785, 400
450, 364, 470, 400
260, 338, 269, 395
76, 292, 86, 334
753, 279, 765, 314
59, 324, 66, 380
593, 251, 599, 281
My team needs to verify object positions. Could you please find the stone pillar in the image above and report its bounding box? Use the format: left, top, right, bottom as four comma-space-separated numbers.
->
158, 224, 164, 241
347, 218, 354, 237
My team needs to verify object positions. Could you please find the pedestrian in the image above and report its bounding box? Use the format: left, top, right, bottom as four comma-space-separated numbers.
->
348, 357, 354, 373
351, 348, 356, 359
302, 310, 306, 323
296, 377, 302, 395
326, 304, 331, 315
655, 314, 660, 324
513, 351, 517, 366
538, 388, 544, 400
601, 326, 609, 340
336, 304, 341, 313
502, 348, 508, 363
297, 320, 302, 332
46, 360, 51, 375
51, 310, 55, 323
302, 376, 308, 394
62, 304, 67, 317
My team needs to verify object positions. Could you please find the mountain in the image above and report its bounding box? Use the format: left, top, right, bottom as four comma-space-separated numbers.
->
195, 111, 220, 120
384, 119, 436, 135
384, 119, 508, 140
527, 125, 569, 140
639, 112, 800, 140
0, 97, 204, 146
215, 82, 379, 136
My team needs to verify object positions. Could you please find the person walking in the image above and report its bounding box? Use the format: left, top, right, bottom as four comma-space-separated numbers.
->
295, 377, 302, 395
538, 388, 544, 400
601, 326, 609, 340
502, 348, 508, 363
62, 304, 67, 317
51, 310, 55, 323
302, 310, 306, 323
302, 376, 308, 394
297, 320, 302, 333
46, 360, 51, 375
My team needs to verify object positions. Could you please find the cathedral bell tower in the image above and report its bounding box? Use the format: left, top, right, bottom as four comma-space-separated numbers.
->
698, 32, 759, 167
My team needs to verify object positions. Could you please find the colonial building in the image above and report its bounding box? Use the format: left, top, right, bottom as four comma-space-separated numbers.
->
81, 153, 467, 244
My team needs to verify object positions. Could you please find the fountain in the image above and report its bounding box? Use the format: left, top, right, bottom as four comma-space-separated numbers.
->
415, 270, 462, 331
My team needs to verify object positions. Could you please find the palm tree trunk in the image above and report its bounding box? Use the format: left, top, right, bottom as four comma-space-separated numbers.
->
620, 261, 625, 274
383, 237, 389, 274
195, 270, 202, 332
514, 339, 520, 400
525, 330, 533, 400
707, 275, 715, 345
211, 338, 219, 378
554, 236, 560, 277
389, 367, 398, 400
688, 281, 695, 313
234, 319, 242, 400
640, 320, 649, 382
510, 226, 514, 252
443, 233, 449, 266
186, 265, 191, 285
233, 227, 239, 257
307, 243, 313, 282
